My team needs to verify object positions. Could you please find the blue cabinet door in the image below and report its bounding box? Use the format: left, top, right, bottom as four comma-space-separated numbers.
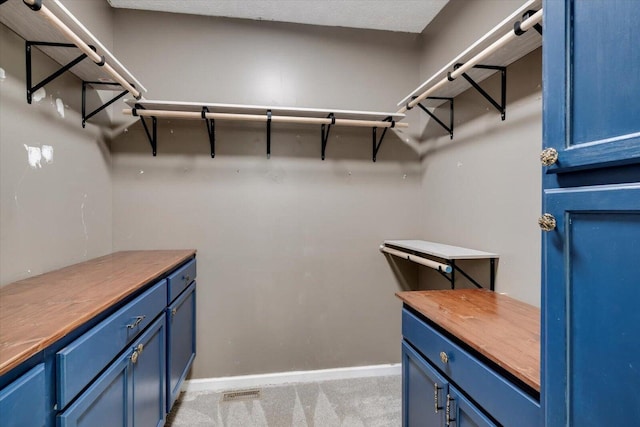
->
58, 351, 132, 427
543, 184, 640, 426
543, 0, 640, 173
447, 385, 495, 427
402, 342, 447, 427
167, 282, 196, 412
132, 316, 166, 427
0, 364, 46, 427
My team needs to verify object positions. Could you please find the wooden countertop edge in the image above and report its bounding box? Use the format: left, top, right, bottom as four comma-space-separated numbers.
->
397, 289, 540, 392
0, 250, 196, 376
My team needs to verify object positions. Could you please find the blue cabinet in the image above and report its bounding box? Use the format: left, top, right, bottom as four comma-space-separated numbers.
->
543, 0, 640, 173
167, 280, 196, 412
0, 255, 196, 426
57, 348, 132, 427
58, 316, 166, 427
447, 385, 495, 427
402, 342, 447, 427
133, 315, 166, 427
0, 364, 47, 427
57, 280, 167, 409
402, 341, 497, 427
542, 1, 640, 425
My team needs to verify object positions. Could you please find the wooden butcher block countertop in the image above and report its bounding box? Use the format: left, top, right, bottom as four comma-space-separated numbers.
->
397, 289, 540, 392
0, 250, 196, 376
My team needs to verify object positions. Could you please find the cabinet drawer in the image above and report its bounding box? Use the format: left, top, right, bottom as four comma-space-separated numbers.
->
402, 308, 540, 427
0, 364, 46, 427
167, 258, 196, 303
57, 280, 167, 409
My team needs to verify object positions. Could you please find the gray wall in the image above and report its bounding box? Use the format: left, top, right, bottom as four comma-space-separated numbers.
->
414, 0, 542, 306
0, 15, 113, 285
110, 10, 423, 378
0, 0, 542, 380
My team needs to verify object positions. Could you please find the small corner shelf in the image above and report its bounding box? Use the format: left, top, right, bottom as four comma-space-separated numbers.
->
396, 0, 542, 133
0, 0, 146, 126
122, 99, 407, 161
380, 240, 498, 290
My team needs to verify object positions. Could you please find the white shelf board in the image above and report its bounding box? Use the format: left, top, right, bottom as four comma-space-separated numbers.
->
397, 0, 542, 108
0, 0, 145, 92
384, 240, 498, 260
125, 99, 406, 121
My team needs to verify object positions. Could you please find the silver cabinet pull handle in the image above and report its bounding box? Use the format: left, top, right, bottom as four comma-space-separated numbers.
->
434, 383, 443, 413
446, 394, 455, 426
127, 315, 145, 329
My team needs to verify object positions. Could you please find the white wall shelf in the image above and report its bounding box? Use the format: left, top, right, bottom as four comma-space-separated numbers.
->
122, 99, 407, 160
381, 240, 498, 290
0, 0, 146, 124
396, 0, 542, 131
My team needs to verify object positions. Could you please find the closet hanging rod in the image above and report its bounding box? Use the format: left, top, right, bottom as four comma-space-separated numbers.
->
379, 245, 452, 273
122, 108, 409, 129
397, 8, 542, 114
48, 0, 147, 93
22, 0, 141, 100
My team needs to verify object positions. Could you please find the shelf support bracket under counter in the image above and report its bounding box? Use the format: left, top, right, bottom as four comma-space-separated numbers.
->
380, 240, 498, 291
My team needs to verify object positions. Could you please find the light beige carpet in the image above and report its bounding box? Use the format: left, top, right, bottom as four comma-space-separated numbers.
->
165, 375, 401, 427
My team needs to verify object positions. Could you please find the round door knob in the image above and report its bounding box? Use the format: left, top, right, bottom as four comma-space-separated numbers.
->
538, 213, 557, 231
131, 350, 139, 364
440, 351, 449, 364
540, 147, 558, 166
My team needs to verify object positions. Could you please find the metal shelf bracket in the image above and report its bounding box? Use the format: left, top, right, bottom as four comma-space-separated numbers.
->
372, 116, 395, 162
435, 258, 497, 291
454, 63, 507, 121
81, 81, 130, 128
266, 109, 272, 159
517, 10, 543, 36
415, 96, 454, 139
202, 107, 215, 158
25, 41, 93, 104
321, 113, 335, 160
133, 104, 157, 156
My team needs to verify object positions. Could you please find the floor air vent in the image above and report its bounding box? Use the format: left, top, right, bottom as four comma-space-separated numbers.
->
221, 389, 261, 402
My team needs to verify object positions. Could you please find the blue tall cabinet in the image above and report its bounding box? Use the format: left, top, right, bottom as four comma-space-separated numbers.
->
542, 1, 640, 426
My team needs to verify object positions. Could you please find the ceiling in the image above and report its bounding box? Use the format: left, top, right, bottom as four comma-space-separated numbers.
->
106, 0, 449, 34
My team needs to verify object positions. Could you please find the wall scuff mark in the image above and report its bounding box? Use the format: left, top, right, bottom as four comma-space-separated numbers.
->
32, 87, 46, 102
24, 144, 42, 168
23, 145, 54, 169
55, 98, 65, 118
41, 145, 54, 164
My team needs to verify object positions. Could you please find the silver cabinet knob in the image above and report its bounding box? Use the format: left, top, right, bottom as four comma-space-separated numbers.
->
440, 351, 449, 364
540, 147, 558, 166
538, 213, 557, 231
131, 350, 139, 364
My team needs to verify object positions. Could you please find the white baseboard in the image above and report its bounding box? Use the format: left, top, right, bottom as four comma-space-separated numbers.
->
183, 363, 401, 393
